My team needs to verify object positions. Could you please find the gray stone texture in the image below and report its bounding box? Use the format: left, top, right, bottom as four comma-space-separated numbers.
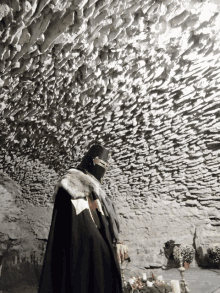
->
1, 0, 220, 288
0, 173, 52, 290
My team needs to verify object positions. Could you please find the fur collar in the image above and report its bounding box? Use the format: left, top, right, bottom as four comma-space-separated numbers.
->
53, 168, 100, 201
53, 168, 120, 240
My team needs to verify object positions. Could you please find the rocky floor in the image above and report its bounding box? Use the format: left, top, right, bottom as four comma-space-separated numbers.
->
1, 268, 220, 293
155, 267, 220, 293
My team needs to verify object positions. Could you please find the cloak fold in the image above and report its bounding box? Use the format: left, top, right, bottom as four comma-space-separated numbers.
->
38, 169, 122, 293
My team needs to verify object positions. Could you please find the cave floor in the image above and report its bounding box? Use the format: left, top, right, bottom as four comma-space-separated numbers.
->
1, 268, 220, 293
156, 267, 220, 293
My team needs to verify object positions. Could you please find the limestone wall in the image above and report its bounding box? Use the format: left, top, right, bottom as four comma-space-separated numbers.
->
1, 0, 220, 288
0, 172, 51, 291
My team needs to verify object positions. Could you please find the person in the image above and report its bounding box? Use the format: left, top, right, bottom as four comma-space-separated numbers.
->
38, 144, 129, 293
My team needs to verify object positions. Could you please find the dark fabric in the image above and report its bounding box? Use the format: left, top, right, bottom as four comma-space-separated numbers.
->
76, 167, 120, 241
38, 187, 122, 293
98, 188, 120, 241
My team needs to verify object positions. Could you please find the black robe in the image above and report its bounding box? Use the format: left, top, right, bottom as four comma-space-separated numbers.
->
38, 170, 122, 293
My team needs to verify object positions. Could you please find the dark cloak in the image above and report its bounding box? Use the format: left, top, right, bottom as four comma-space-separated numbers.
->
38, 170, 122, 293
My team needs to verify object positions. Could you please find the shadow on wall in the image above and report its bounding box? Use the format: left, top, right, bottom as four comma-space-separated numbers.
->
196, 246, 220, 269
0, 172, 52, 293
163, 240, 180, 269
163, 240, 220, 269
195, 246, 203, 267
0, 251, 42, 293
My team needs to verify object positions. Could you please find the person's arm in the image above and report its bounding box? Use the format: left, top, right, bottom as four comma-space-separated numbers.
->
110, 202, 130, 264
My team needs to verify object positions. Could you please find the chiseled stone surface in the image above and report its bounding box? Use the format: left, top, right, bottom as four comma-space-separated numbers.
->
0, 173, 52, 290
1, 0, 220, 285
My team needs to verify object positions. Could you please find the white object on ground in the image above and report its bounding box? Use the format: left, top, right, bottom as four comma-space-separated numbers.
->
128, 278, 135, 286
142, 273, 147, 281
157, 275, 164, 283
147, 281, 153, 287
170, 280, 181, 293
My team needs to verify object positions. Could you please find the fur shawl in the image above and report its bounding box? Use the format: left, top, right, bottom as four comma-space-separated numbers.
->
53, 168, 120, 241
53, 168, 100, 201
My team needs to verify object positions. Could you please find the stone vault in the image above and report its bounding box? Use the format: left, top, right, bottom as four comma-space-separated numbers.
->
1, 0, 220, 286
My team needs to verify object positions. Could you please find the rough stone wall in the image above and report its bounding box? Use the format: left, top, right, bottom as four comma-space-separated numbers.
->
1, 0, 220, 286
0, 172, 52, 291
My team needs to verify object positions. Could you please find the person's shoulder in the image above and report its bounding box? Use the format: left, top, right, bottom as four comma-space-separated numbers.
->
53, 169, 85, 201
53, 168, 100, 201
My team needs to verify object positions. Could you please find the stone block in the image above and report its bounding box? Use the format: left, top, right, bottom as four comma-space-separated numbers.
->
118, 206, 131, 214
146, 255, 155, 264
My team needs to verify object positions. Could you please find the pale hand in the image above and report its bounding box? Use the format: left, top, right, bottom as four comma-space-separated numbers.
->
116, 243, 129, 265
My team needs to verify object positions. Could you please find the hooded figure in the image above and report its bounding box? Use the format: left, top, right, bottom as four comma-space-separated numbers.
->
38, 145, 129, 293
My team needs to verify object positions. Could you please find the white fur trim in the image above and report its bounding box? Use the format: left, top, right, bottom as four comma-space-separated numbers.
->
53, 168, 101, 202
61, 178, 85, 198
67, 168, 100, 195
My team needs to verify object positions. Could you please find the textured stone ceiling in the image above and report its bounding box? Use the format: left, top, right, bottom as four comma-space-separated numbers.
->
1, 0, 220, 203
